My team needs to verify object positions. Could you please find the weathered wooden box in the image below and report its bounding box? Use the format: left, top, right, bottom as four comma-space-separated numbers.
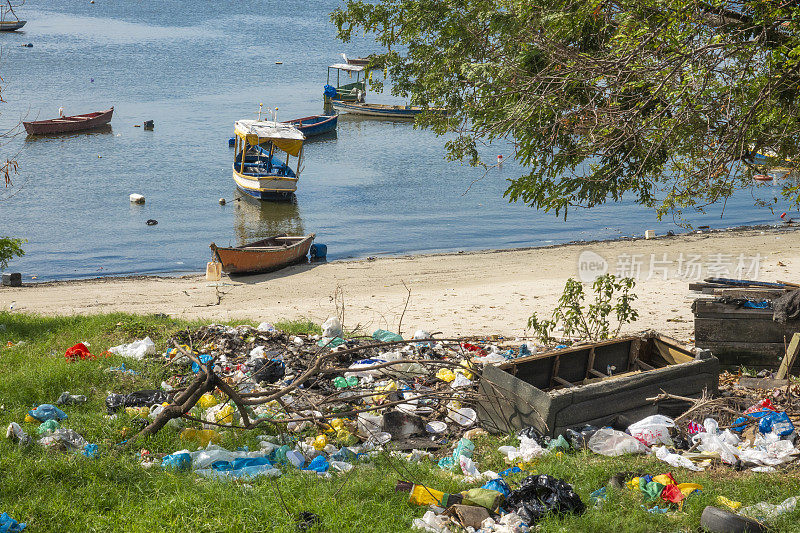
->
693, 299, 800, 368
476, 332, 719, 437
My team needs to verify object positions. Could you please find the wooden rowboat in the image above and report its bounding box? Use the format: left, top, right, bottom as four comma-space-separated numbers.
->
330, 100, 447, 120
23, 107, 113, 135
210, 234, 315, 275
283, 114, 337, 137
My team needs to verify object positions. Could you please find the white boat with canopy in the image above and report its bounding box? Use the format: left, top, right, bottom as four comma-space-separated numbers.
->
231, 119, 305, 200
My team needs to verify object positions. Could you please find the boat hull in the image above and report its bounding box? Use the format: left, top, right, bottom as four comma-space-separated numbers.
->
0, 20, 25, 31
331, 100, 446, 119
285, 114, 337, 137
23, 108, 113, 135
233, 168, 298, 200
211, 234, 315, 275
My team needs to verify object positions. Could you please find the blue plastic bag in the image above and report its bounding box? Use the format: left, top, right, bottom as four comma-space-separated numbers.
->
303, 455, 330, 473
28, 404, 67, 422
0, 512, 26, 532
191, 354, 213, 373
483, 478, 511, 497
83, 444, 99, 458
161, 452, 191, 471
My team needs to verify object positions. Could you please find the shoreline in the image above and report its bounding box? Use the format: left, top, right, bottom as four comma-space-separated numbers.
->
2, 224, 797, 342
20, 221, 798, 287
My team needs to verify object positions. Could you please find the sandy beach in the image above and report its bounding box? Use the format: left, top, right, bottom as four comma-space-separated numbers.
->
2, 226, 798, 342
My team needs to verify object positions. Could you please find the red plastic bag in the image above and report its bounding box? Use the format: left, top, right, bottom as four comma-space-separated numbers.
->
65, 343, 94, 362
660, 484, 685, 504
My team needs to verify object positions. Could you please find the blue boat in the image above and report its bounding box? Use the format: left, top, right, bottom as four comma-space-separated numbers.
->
284, 114, 338, 137
231, 120, 305, 201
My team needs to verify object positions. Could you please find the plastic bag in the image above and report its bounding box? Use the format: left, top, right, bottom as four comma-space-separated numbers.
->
161, 452, 192, 471
64, 342, 93, 362
105, 390, 172, 414
653, 445, 704, 471
627, 415, 675, 446
39, 428, 87, 450
372, 329, 403, 343
498, 436, 546, 462
564, 425, 598, 450
6, 422, 31, 446
28, 404, 68, 422
0, 512, 26, 533
516, 426, 547, 446
108, 336, 155, 360
506, 474, 585, 524
321, 317, 342, 339
588, 428, 648, 456
55, 392, 87, 406
251, 358, 285, 384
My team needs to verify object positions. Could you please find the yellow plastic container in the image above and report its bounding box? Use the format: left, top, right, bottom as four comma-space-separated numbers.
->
125, 406, 150, 418
408, 484, 445, 506
180, 428, 221, 447
215, 405, 235, 425
198, 393, 219, 409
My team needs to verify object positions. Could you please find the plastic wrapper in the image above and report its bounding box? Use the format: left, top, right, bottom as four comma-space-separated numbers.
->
506, 474, 585, 524
588, 428, 648, 456
55, 392, 87, 406
39, 428, 88, 450
742, 495, 800, 521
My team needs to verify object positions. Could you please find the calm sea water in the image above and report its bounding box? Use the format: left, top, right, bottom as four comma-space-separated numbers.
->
0, 1, 793, 281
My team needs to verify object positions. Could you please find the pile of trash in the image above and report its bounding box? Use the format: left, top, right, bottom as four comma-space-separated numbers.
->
6, 395, 97, 458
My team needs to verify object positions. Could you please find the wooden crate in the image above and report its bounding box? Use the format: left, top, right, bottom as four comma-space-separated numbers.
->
693, 299, 800, 368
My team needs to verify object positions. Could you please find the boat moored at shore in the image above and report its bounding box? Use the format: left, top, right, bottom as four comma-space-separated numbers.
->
330, 100, 447, 120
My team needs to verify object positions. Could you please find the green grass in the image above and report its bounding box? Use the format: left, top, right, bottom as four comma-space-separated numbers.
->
1, 312, 800, 532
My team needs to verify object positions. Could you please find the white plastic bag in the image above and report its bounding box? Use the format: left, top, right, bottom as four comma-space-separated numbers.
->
627, 415, 675, 446
498, 436, 545, 462
653, 445, 704, 471
588, 428, 649, 456
742, 496, 800, 521
322, 317, 343, 339
108, 336, 155, 360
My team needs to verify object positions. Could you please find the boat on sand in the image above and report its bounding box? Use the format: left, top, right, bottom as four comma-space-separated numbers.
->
210, 234, 315, 275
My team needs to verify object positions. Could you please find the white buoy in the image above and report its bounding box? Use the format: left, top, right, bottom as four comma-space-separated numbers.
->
129, 193, 145, 204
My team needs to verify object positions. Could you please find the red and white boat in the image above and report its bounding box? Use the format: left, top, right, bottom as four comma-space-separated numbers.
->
23, 107, 113, 135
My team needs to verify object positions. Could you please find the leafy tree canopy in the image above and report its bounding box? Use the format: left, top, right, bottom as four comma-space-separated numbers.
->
332, 0, 800, 220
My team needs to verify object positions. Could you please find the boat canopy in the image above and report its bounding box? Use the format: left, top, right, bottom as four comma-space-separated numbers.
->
234, 120, 305, 157
328, 63, 364, 72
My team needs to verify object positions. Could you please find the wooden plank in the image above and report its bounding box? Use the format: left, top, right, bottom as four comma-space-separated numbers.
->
588, 369, 608, 378
627, 338, 641, 372
552, 376, 575, 388
693, 300, 774, 319
496, 336, 637, 369
636, 359, 656, 371
712, 288, 787, 300
776, 333, 800, 379
695, 341, 785, 368
584, 347, 596, 382
695, 318, 800, 344
549, 355, 561, 388
738, 377, 792, 390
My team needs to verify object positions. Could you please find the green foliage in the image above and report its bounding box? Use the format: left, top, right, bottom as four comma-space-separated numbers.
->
332, 0, 800, 220
528, 274, 638, 343
0, 236, 24, 270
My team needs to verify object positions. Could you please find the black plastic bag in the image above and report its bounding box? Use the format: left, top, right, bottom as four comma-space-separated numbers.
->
564, 425, 598, 450
251, 358, 286, 384
506, 475, 585, 524
516, 426, 549, 446
105, 390, 172, 414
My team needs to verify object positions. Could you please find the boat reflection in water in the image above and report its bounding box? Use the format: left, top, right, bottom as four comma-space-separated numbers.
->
23, 124, 114, 143
232, 190, 305, 247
